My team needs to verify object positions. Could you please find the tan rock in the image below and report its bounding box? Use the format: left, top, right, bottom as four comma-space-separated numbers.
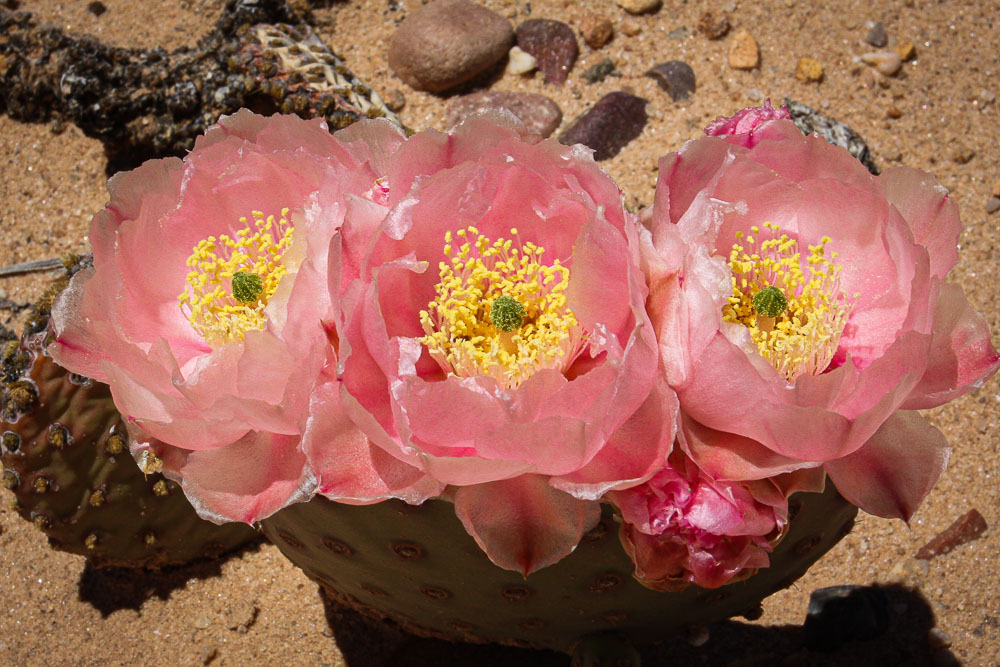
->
616, 0, 661, 15
579, 15, 613, 49
795, 57, 823, 82
620, 18, 641, 36
991, 180, 1000, 198
861, 50, 902, 76
728, 29, 759, 70
895, 39, 916, 61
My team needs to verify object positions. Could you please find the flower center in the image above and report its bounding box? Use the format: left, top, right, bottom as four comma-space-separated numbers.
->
178, 208, 294, 347
419, 226, 585, 389
721, 222, 855, 382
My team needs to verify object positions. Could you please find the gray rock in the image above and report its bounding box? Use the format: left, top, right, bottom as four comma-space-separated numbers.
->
446, 91, 563, 137
558, 91, 647, 160
646, 60, 696, 101
516, 18, 579, 85
866, 21, 888, 47
581, 58, 616, 84
388, 0, 514, 93
784, 98, 880, 174
985, 197, 1000, 214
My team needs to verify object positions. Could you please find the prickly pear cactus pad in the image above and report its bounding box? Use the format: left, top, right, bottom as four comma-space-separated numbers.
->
1, 275, 259, 568
260, 485, 857, 653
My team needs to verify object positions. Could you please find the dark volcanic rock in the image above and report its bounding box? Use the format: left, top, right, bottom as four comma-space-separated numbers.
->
581, 58, 616, 84
646, 60, 696, 101
388, 0, 514, 93
804, 585, 890, 651
516, 18, 579, 85
446, 90, 562, 137
558, 91, 647, 160
866, 21, 888, 47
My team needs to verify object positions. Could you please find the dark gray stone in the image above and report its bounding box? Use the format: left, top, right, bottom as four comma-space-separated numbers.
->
446, 90, 562, 137
388, 0, 514, 93
866, 21, 888, 47
581, 58, 616, 84
646, 60, 696, 101
516, 18, 579, 85
558, 91, 647, 160
804, 585, 890, 651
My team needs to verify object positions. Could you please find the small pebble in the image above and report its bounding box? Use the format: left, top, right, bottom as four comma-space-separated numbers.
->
728, 29, 759, 70
578, 15, 613, 49
446, 90, 562, 137
865, 21, 888, 47
620, 19, 641, 36
516, 18, 579, 85
388, 0, 514, 93
985, 197, 1000, 215
0, 287, 8, 300
616, 0, 661, 15
194, 615, 212, 629
992, 180, 1000, 198
697, 10, 730, 40
887, 105, 902, 118
86, 0, 106, 17
686, 625, 710, 647
200, 646, 218, 666
915, 509, 987, 559
646, 60, 696, 101
382, 87, 406, 112
861, 50, 902, 76
795, 57, 823, 83
667, 26, 689, 40
895, 39, 916, 61
506, 46, 537, 75
804, 586, 890, 652
928, 627, 953, 650
558, 91, 648, 160
949, 145, 975, 165
581, 58, 617, 84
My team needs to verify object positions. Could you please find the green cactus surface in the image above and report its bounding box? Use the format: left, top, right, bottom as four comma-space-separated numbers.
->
1, 269, 259, 568
261, 483, 857, 653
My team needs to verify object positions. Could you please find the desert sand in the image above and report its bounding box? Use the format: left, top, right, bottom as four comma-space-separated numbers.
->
1, 1, 998, 665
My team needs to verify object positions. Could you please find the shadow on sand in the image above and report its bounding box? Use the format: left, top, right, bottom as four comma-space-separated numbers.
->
76, 538, 264, 617
321, 583, 958, 667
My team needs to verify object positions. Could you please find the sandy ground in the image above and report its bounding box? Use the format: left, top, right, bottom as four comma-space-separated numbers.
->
1, 0, 998, 665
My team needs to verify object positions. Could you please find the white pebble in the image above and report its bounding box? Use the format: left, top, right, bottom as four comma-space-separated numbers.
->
861, 51, 902, 76
506, 46, 537, 75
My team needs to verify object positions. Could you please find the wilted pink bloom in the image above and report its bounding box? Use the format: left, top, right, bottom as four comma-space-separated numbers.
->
703, 98, 790, 145
643, 108, 999, 521
331, 113, 672, 574
50, 111, 404, 523
608, 450, 821, 591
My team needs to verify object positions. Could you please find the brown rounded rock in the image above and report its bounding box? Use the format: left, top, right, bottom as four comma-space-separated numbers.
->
579, 15, 613, 49
697, 10, 730, 40
446, 90, 563, 137
388, 0, 514, 93
516, 18, 579, 85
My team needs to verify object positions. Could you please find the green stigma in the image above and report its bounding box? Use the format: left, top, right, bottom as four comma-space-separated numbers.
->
490, 295, 526, 332
232, 271, 264, 304
752, 286, 788, 318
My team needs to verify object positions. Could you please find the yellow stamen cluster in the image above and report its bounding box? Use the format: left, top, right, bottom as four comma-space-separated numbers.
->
721, 222, 856, 382
178, 209, 294, 347
419, 226, 584, 389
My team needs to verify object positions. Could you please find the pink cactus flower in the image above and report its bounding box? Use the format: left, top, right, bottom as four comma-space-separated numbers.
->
331, 113, 671, 574
608, 449, 822, 591
703, 98, 791, 145
49, 111, 410, 523
643, 108, 999, 521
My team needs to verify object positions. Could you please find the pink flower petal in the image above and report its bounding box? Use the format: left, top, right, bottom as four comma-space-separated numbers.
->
825, 410, 949, 521
453, 475, 601, 576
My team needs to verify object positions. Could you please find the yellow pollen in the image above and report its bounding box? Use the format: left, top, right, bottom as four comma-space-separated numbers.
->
419, 226, 584, 389
178, 208, 294, 346
721, 221, 856, 382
